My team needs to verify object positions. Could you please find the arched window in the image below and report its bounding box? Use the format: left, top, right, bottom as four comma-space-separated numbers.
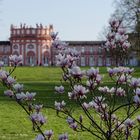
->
13, 45, 18, 49
27, 51, 35, 66
42, 51, 49, 66
28, 44, 34, 49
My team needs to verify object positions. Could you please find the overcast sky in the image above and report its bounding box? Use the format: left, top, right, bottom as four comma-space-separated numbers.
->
0, 0, 115, 41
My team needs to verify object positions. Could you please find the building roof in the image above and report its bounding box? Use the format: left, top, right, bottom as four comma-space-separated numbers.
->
65, 41, 105, 45
0, 41, 10, 45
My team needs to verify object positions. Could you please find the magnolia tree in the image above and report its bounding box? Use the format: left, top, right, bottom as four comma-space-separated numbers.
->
0, 18, 140, 140
105, 18, 131, 66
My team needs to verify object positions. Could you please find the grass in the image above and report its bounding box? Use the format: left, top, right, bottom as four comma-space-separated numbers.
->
0, 66, 140, 140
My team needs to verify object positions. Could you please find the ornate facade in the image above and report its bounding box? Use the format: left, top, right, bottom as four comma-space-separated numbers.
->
10, 24, 53, 66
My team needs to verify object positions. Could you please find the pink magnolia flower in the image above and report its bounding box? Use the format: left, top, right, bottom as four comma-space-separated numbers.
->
82, 102, 90, 109
31, 112, 46, 125
59, 133, 68, 140
13, 83, 23, 92
55, 85, 64, 94
86, 67, 99, 79
70, 122, 78, 131
55, 101, 66, 110
66, 116, 74, 125
130, 78, 140, 88
4, 90, 14, 97
116, 87, 125, 96
26, 92, 36, 101
109, 18, 120, 28
44, 129, 53, 139
9, 55, 22, 65
34, 104, 43, 113
134, 95, 140, 105
86, 80, 97, 90
35, 134, 44, 140
68, 85, 88, 99
16, 92, 26, 100
124, 118, 134, 128
69, 66, 85, 79
7, 76, 16, 85
0, 70, 8, 80
135, 88, 140, 96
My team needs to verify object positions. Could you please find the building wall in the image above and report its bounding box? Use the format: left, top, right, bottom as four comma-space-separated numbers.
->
0, 42, 11, 66
10, 24, 53, 66
0, 24, 139, 66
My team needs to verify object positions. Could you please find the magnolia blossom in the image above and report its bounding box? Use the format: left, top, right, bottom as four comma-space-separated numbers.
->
68, 85, 88, 99
86, 80, 97, 90
16, 92, 27, 100
116, 87, 125, 96
35, 134, 44, 140
136, 88, 140, 96
86, 67, 99, 79
82, 102, 90, 109
55, 53, 67, 67
98, 86, 115, 95
109, 18, 120, 28
13, 83, 23, 92
130, 78, 140, 88
30, 112, 46, 125
44, 129, 53, 139
0, 70, 8, 80
124, 118, 134, 128
59, 133, 68, 140
4, 90, 14, 97
134, 95, 140, 105
52, 40, 67, 50
66, 116, 74, 125
26, 92, 36, 101
35, 104, 43, 113
9, 55, 22, 65
117, 74, 126, 83
69, 66, 85, 79
55, 101, 66, 110
7, 76, 16, 85
70, 122, 78, 131
55, 85, 64, 94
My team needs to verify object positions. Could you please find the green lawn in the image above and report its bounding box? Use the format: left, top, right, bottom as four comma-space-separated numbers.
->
0, 66, 140, 140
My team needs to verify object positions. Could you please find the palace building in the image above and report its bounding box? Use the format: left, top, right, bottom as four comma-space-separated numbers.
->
0, 24, 139, 66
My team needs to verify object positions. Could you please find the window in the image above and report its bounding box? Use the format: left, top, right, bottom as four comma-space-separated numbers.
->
106, 57, 111, 66
21, 30, 24, 34
81, 47, 85, 53
90, 47, 94, 53
17, 30, 20, 35
89, 56, 95, 66
98, 56, 102, 66
98, 47, 102, 53
81, 56, 85, 66
26, 29, 30, 34
32, 29, 36, 34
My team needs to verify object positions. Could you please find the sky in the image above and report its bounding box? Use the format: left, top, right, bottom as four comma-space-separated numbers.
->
0, 0, 115, 41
